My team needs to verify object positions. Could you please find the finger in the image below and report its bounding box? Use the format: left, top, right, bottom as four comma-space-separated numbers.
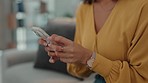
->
38, 38, 48, 46
48, 44, 63, 52
56, 46, 74, 53
52, 56, 60, 61
45, 47, 49, 52
60, 58, 73, 63
56, 52, 73, 58
50, 34, 72, 46
48, 51, 56, 57
55, 36, 72, 46
47, 34, 58, 44
45, 46, 55, 52
49, 56, 59, 63
62, 46, 74, 53
49, 34, 58, 40
48, 43, 74, 53
49, 57, 56, 63
48, 52, 59, 61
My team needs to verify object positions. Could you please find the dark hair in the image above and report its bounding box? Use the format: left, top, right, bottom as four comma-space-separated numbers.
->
84, 0, 96, 4
84, 0, 117, 4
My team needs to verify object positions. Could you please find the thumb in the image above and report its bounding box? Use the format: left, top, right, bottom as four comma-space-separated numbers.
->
49, 34, 72, 46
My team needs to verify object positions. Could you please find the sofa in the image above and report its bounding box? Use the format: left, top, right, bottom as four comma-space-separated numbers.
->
0, 19, 95, 83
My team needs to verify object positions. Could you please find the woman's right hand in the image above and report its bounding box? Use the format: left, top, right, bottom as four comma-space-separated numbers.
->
38, 38, 61, 63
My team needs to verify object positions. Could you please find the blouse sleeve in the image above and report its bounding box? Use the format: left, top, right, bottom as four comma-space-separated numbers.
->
67, 3, 93, 78
91, 2, 148, 83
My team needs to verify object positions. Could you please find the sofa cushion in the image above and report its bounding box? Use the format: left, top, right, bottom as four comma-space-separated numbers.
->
4, 62, 80, 83
4, 62, 95, 83
34, 45, 68, 74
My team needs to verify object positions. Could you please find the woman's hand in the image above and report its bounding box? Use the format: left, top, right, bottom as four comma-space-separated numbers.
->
38, 38, 60, 63
47, 34, 93, 65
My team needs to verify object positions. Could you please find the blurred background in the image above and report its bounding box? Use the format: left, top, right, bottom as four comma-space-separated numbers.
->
0, 0, 94, 83
0, 0, 81, 50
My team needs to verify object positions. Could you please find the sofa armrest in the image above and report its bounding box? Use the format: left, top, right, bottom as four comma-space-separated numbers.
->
0, 49, 37, 83
2, 49, 37, 69
0, 50, 3, 83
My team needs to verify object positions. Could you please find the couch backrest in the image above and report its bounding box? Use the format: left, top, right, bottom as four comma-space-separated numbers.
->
45, 19, 76, 40
2, 49, 37, 69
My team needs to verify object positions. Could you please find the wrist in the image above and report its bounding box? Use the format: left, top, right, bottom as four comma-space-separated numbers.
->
87, 52, 96, 68
81, 49, 93, 65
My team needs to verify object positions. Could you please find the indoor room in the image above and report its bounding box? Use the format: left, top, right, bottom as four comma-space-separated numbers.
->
1, 0, 148, 83
0, 0, 95, 83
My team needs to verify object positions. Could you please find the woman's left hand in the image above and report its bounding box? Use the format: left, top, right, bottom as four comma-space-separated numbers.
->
46, 34, 93, 65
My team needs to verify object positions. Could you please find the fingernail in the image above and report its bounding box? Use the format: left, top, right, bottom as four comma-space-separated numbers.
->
47, 44, 51, 47
43, 43, 47, 46
49, 58, 55, 63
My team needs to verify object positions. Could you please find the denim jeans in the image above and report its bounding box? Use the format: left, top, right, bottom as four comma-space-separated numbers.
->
94, 74, 106, 83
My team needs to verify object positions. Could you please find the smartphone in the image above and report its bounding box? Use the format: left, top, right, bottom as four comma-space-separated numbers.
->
32, 27, 49, 40
32, 27, 54, 62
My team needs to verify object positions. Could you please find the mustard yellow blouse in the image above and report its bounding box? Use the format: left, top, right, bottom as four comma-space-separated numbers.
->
67, 0, 148, 83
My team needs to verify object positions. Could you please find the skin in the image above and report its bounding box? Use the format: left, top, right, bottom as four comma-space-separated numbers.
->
39, 0, 117, 65
39, 35, 92, 64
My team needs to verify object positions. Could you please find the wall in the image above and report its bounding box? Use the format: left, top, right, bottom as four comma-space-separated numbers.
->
0, 0, 81, 49
54, 0, 81, 17
0, 0, 12, 50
